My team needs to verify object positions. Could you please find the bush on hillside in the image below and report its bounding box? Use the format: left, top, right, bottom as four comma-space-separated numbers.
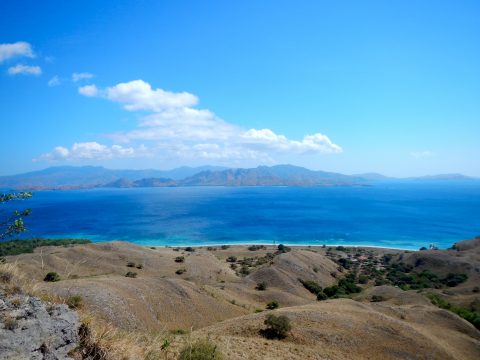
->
175, 256, 185, 263
299, 279, 322, 295
261, 314, 291, 339
256, 282, 267, 291
266, 300, 279, 310
178, 339, 222, 360
44, 272, 60, 282
125, 272, 137, 278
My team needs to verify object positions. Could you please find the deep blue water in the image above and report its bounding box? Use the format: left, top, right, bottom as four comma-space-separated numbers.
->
3, 182, 480, 249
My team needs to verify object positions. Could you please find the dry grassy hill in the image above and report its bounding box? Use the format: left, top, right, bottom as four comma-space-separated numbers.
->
4, 239, 480, 359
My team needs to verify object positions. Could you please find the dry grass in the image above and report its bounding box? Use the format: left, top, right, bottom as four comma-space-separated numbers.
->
3, 241, 480, 359
0, 261, 37, 295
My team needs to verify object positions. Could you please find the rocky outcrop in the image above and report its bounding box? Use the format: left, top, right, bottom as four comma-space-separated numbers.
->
0, 292, 80, 359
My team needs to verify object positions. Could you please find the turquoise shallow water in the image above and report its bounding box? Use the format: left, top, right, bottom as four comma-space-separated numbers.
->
3, 182, 480, 249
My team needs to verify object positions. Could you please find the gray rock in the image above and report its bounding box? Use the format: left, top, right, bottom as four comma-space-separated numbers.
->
0, 293, 80, 359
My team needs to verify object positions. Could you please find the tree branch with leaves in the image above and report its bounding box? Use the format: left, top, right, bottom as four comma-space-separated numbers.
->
0, 192, 32, 240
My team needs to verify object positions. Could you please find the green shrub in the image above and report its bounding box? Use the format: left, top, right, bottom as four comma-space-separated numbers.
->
136, 264, 143, 269
266, 300, 279, 310
0, 238, 91, 257
175, 256, 185, 263
248, 245, 265, 251
371, 295, 385, 302
44, 272, 60, 282
427, 293, 480, 329
66, 295, 83, 309
277, 244, 291, 253
126, 262, 136, 267
176, 268, 187, 275
179, 339, 222, 360
316, 292, 328, 301
256, 282, 267, 291
358, 275, 369, 284
125, 271, 137, 278
299, 279, 322, 295
226, 256, 237, 263
262, 314, 291, 339
239, 265, 250, 276
184, 247, 195, 252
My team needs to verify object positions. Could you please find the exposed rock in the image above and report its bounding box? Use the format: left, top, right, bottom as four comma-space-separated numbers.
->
0, 292, 80, 360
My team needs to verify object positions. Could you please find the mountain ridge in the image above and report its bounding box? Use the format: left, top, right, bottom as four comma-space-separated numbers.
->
0, 165, 477, 190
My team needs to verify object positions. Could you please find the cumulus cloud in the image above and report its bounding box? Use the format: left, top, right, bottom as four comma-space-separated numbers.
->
72, 72, 94, 82
8, 64, 42, 75
38, 142, 144, 161
78, 84, 99, 97
0, 41, 34, 63
43, 79, 342, 164
79, 79, 198, 111
48, 75, 60, 87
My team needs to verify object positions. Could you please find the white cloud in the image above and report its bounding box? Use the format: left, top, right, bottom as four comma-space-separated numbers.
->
39, 142, 144, 161
8, 64, 42, 75
0, 42, 34, 63
72, 72, 94, 82
410, 150, 433, 158
48, 75, 60, 87
241, 129, 342, 153
45, 79, 342, 164
78, 84, 99, 97
79, 79, 198, 111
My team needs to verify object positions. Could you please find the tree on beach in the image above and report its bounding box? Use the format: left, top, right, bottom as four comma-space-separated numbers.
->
0, 192, 32, 240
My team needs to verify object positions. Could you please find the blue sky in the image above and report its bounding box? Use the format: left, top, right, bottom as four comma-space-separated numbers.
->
0, 0, 479, 176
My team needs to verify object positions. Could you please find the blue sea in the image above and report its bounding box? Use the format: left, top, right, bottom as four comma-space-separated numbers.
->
3, 182, 480, 250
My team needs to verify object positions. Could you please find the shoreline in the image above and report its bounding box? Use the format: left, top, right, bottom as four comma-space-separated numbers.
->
89, 239, 424, 251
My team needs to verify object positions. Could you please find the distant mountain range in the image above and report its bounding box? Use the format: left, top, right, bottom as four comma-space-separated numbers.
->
0, 165, 477, 190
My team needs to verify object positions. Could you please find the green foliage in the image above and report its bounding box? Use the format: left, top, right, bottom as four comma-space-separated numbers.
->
179, 339, 222, 360
266, 300, 279, 310
371, 295, 385, 302
125, 271, 137, 278
277, 244, 291, 253
0, 238, 91, 257
175, 256, 185, 263
0, 192, 32, 240
127, 262, 136, 267
323, 272, 361, 298
316, 292, 328, 301
358, 274, 369, 284
385, 263, 468, 290
256, 281, 267, 291
184, 247, 195, 252
248, 245, 265, 251
226, 256, 237, 263
44, 272, 60, 282
262, 314, 291, 339
298, 279, 323, 296
239, 265, 250, 276
220, 245, 230, 250
176, 268, 187, 275
427, 293, 480, 329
